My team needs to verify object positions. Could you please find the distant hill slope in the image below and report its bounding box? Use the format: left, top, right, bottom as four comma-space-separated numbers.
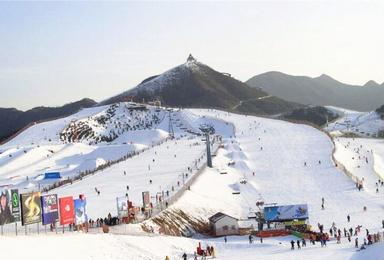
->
100, 55, 300, 115
0, 98, 96, 142
325, 106, 384, 138
246, 71, 384, 111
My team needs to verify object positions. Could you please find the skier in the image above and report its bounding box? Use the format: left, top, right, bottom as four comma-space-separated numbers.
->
355, 237, 359, 248
224, 236, 227, 243
347, 214, 350, 222
301, 238, 306, 247
297, 240, 301, 249
249, 234, 253, 244
182, 253, 187, 260
290, 240, 295, 250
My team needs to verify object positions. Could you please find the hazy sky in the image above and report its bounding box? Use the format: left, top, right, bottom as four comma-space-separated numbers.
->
1, 1, 383, 110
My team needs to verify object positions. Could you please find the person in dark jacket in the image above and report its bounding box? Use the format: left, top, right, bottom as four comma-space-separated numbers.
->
0, 192, 14, 225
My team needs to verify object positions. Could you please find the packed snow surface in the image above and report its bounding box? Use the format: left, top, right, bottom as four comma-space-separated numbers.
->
326, 106, 384, 137
1, 106, 383, 259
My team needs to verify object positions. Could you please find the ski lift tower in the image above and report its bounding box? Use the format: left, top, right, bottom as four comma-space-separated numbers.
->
200, 125, 215, 168
168, 110, 174, 138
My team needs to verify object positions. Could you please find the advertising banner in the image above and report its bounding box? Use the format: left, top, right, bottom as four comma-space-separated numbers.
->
44, 172, 61, 179
59, 196, 74, 225
142, 191, 150, 208
116, 196, 128, 217
264, 204, 308, 222
74, 199, 87, 225
41, 194, 59, 225
283, 220, 306, 226
20, 192, 42, 225
0, 188, 20, 225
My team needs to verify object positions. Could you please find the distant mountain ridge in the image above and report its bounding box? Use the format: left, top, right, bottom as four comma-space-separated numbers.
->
246, 71, 384, 111
0, 98, 96, 143
100, 55, 300, 115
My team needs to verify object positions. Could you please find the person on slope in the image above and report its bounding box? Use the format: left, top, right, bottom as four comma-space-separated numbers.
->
347, 215, 350, 222
290, 240, 295, 250
182, 252, 187, 260
355, 237, 359, 248
249, 234, 253, 244
297, 240, 301, 249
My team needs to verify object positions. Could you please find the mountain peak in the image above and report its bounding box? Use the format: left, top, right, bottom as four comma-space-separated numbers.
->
317, 74, 334, 80
364, 80, 380, 87
186, 54, 196, 63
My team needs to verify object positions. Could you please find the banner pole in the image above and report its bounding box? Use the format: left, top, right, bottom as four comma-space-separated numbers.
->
37, 222, 39, 235
25, 225, 27, 235
15, 222, 17, 236
1, 225, 3, 235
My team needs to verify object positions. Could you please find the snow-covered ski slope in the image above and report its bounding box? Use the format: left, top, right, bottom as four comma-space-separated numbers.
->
174, 109, 384, 231
0, 103, 233, 218
1, 232, 383, 260
326, 106, 384, 137
1, 106, 384, 259
334, 137, 384, 194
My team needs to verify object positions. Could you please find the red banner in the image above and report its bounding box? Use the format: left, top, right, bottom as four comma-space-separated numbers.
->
59, 196, 74, 225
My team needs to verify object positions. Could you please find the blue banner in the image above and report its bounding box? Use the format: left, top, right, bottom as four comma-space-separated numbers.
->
264, 204, 308, 221
74, 199, 87, 225
44, 172, 61, 179
41, 194, 59, 225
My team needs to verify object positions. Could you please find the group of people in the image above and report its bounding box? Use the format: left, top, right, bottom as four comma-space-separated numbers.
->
290, 238, 307, 250
93, 213, 119, 227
